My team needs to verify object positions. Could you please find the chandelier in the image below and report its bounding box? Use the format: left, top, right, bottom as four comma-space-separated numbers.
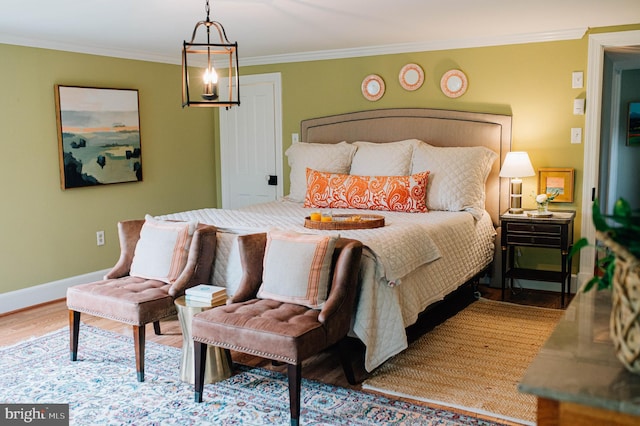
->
182, 0, 240, 108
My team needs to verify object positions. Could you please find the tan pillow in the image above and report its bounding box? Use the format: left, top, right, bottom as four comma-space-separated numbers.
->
411, 142, 497, 219
129, 215, 198, 284
257, 229, 338, 309
285, 142, 357, 202
349, 139, 420, 176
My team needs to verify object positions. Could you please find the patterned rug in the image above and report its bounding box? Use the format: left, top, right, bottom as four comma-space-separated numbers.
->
363, 299, 564, 426
0, 325, 507, 425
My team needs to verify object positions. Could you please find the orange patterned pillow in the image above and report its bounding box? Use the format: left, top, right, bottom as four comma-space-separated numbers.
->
304, 168, 429, 212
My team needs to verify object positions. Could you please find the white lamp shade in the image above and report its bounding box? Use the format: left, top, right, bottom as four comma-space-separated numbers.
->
499, 151, 535, 178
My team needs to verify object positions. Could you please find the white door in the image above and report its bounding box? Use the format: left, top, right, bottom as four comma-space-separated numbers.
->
219, 73, 283, 209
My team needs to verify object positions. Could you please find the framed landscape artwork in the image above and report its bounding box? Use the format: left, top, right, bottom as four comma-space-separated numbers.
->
628, 101, 640, 146
55, 85, 142, 189
537, 168, 574, 203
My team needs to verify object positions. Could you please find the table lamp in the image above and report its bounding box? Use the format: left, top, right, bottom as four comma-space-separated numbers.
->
499, 151, 535, 214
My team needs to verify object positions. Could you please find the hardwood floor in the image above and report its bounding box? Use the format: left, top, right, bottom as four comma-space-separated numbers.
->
0, 283, 571, 425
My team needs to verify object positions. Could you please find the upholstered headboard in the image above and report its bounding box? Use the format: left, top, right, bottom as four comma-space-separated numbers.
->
300, 108, 511, 226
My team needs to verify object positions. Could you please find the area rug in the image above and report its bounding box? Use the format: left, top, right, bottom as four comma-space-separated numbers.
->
363, 299, 564, 426
0, 325, 508, 425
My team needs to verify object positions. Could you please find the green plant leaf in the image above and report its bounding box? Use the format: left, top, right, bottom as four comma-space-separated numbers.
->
583, 276, 599, 292
574, 197, 637, 293
592, 199, 610, 232
569, 238, 589, 258
613, 198, 631, 218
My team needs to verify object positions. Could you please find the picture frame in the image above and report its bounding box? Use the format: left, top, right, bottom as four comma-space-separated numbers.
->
628, 101, 640, 146
537, 168, 574, 203
55, 85, 142, 189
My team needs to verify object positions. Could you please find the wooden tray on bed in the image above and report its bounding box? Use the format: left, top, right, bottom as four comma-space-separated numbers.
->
304, 214, 385, 230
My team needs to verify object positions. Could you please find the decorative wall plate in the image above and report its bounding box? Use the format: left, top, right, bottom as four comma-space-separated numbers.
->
361, 74, 385, 101
399, 63, 424, 91
440, 69, 468, 98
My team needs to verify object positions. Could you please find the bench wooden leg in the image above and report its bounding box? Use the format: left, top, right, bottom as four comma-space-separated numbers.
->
133, 325, 145, 382
69, 310, 80, 361
337, 339, 357, 385
287, 363, 302, 426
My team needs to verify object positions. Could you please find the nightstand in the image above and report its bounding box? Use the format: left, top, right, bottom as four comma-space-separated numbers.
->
500, 210, 576, 308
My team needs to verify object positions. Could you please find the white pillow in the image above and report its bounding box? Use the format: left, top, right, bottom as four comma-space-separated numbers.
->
285, 142, 357, 202
257, 229, 338, 309
350, 139, 420, 176
411, 142, 498, 220
130, 215, 198, 284
212, 231, 243, 296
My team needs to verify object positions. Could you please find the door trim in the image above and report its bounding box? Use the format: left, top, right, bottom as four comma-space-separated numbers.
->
579, 30, 640, 287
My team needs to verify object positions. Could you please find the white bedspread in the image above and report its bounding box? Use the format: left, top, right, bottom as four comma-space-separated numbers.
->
160, 200, 496, 371
162, 204, 441, 286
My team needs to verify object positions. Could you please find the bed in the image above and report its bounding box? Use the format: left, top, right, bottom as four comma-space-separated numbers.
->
161, 108, 512, 372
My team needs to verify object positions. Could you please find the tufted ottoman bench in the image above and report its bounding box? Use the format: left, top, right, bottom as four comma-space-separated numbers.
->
67, 218, 217, 382
191, 231, 363, 426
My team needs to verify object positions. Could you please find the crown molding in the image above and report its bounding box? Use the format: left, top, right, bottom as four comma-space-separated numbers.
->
1, 28, 588, 67
0, 34, 179, 65
240, 28, 588, 66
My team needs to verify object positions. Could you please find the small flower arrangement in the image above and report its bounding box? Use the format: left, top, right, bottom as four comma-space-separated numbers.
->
532, 189, 560, 212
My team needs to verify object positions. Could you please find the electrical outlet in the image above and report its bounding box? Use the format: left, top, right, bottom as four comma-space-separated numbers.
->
292, 133, 299, 143
96, 230, 105, 246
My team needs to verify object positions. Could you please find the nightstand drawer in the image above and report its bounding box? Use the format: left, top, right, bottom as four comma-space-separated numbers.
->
507, 234, 561, 247
506, 222, 562, 235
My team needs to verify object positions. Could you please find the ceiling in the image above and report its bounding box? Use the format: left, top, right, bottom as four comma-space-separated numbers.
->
1, 0, 639, 66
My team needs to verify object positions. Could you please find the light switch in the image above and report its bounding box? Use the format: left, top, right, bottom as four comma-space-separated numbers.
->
292, 133, 299, 143
571, 128, 582, 144
573, 99, 585, 115
572, 71, 584, 89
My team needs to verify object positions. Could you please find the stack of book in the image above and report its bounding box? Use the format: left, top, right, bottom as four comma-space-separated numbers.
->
185, 284, 227, 306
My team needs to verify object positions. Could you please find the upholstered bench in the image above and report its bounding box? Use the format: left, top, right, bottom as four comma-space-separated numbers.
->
191, 231, 363, 426
67, 217, 217, 382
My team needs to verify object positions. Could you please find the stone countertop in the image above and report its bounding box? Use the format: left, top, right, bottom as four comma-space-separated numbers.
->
519, 289, 640, 415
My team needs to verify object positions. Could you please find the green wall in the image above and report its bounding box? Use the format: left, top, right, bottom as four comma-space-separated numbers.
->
240, 39, 589, 204
216, 24, 636, 272
2, 25, 639, 295
0, 44, 217, 294
220, 35, 592, 270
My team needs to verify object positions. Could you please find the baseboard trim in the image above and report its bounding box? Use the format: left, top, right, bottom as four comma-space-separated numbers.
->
0, 269, 109, 315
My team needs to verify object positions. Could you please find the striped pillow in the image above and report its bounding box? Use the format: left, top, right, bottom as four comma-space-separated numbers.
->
257, 230, 338, 309
129, 215, 198, 284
